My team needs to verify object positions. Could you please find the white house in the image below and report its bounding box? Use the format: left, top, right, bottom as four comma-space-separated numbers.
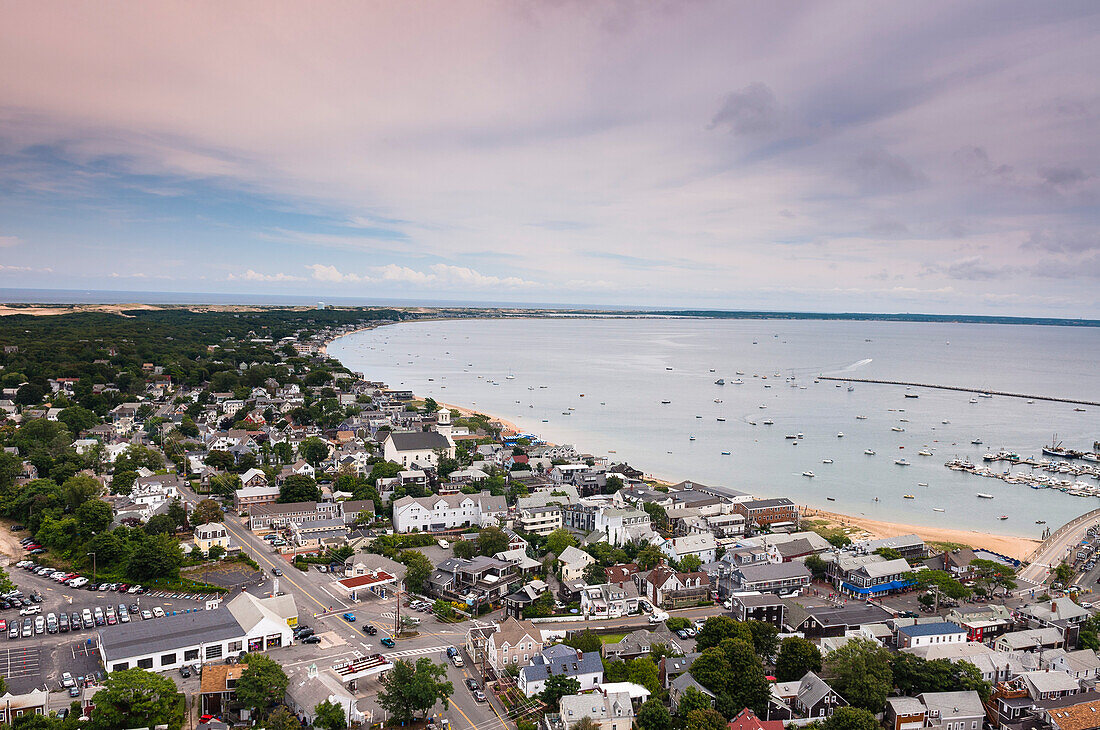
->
594, 507, 653, 546
518, 645, 604, 698
391, 492, 505, 533
558, 546, 596, 582
559, 690, 634, 730
382, 429, 455, 468
580, 583, 640, 619
661, 534, 716, 565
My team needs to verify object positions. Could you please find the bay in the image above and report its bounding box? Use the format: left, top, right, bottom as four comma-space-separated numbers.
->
329, 317, 1100, 538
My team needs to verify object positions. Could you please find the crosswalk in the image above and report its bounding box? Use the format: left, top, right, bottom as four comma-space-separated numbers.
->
384, 645, 449, 659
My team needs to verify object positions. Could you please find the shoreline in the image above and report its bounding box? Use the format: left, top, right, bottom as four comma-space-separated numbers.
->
325, 324, 1046, 560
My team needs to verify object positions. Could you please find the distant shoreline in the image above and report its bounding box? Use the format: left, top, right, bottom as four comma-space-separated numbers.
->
324, 322, 1048, 560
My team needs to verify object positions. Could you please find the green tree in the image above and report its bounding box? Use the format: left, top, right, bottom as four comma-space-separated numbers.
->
207, 544, 226, 561
823, 638, 893, 712
204, 450, 236, 471
822, 707, 880, 730
695, 615, 752, 651
75, 499, 113, 535
422, 398, 439, 415
279, 474, 320, 503
313, 698, 347, 730
192, 499, 224, 524
61, 474, 100, 510
680, 554, 702, 573
685, 709, 727, 730
746, 620, 778, 659
59, 406, 99, 433
775, 637, 822, 681
563, 630, 603, 654
143, 514, 176, 535
376, 658, 454, 722
399, 550, 433, 593
805, 553, 829, 581
914, 570, 972, 611
546, 529, 577, 557
1080, 613, 1100, 650
627, 656, 661, 694
453, 540, 476, 559
968, 559, 1017, 598
636, 544, 664, 570
166, 499, 189, 530
583, 562, 606, 585
637, 698, 673, 730
874, 547, 904, 561
127, 532, 183, 581
88, 668, 183, 730
1055, 562, 1075, 584
299, 437, 331, 468
263, 706, 301, 730
236, 654, 289, 719
108, 469, 137, 495
676, 686, 714, 717
476, 526, 510, 556
541, 674, 581, 707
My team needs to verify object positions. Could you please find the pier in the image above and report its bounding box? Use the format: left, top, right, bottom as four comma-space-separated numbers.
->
818, 376, 1099, 407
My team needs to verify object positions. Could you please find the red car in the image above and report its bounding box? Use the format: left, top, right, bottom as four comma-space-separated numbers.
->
23, 544, 40, 551
0, 620, 7, 631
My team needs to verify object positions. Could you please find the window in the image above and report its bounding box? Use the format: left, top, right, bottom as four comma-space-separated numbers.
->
184, 649, 199, 661
206, 644, 223, 659
113, 662, 129, 671
228, 641, 243, 653
161, 653, 176, 666
137, 658, 153, 669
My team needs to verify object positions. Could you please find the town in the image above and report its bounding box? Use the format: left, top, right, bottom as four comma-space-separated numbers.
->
0, 308, 1098, 730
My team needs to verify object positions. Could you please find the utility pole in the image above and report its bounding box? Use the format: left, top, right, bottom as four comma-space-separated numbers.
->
86, 552, 96, 587
394, 581, 401, 638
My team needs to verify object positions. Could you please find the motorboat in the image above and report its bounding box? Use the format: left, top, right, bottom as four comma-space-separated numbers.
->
895, 459, 911, 466
717, 417, 726, 422
689, 435, 696, 441
797, 433, 804, 439
714, 398, 723, 403
918, 450, 933, 456
802, 471, 815, 478
998, 515, 1008, 520
837, 432, 845, 438
933, 508, 945, 512
972, 438, 983, 445
903, 494, 915, 499
822, 458, 833, 464
892, 426, 905, 432
661, 400, 671, 404
715, 379, 725, 385
762, 419, 774, 425
969, 398, 978, 404
856, 415, 868, 420
721, 451, 730, 455
979, 392, 993, 399
1035, 519, 1046, 524
865, 449, 876, 455
918, 482, 929, 487
977, 493, 994, 499
904, 393, 919, 399
733, 379, 744, 384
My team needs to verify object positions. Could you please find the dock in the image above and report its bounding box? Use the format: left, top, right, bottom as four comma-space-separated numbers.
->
818, 376, 1099, 407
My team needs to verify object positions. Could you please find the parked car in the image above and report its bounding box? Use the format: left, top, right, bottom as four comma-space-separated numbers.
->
20, 618, 31, 638
152, 607, 165, 618
71, 612, 82, 630
7, 624, 17, 639
61, 672, 75, 688
93, 607, 105, 626
450, 654, 464, 668
140, 610, 153, 620
33, 616, 44, 634
272, 569, 282, 576
473, 689, 487, 703
179, 665, 191, 678
465, 678, 479, 692
46, 613, 58, 634
301, 636, 322, 644
59, 613, 69, 632
0, 619, 6, 632
19, 606, 41, 616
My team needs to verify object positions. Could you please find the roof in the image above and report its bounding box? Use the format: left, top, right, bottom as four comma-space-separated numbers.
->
493, 617, 540, 650
200, 664, 246, 694
671, 671, 715, 698
741, 498, 795, 509
796, 672, 837, 709
559, 690, 634, 722
340, 571, 396, 589
736, 562, 811, 581
916, 690, 986, 719
728, 708, 785, 730
898, 622, 966, 638
887, 697, 927, 717
559, 545, 594, 565
519, 648, 602, 683
1047, 698, 1100, 730
1022, 670, 1081, 694
998, 627, 1065, 649
387, 431, 451, 452
99, 607, 243, 661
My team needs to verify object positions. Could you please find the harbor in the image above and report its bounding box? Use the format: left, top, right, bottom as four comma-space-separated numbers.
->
819, 376, 1100, 407
946, 442, 1100, 498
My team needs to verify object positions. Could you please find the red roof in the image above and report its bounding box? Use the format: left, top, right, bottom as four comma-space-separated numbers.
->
339, 571, 396, 589
729, 709, 784, 730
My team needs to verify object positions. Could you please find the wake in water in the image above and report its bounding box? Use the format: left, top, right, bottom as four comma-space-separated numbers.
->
817, 358, 873, 375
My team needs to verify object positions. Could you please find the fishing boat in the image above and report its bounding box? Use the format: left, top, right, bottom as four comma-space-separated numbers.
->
759, 404, 767, 409
696, 415, 702, 419
977, 493, 994, 499
895, 459, 911, 466
865, 449, 876, 455
837, 432, 845, 438
903, 494, 915, 499
822, 458, 833, 464
802, 471, 815, 478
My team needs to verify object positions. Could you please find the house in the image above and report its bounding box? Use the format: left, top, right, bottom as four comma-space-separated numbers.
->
595, 507, 654, 546
896, 622, 967, 649
852, 534, 926, 560
661, 534, 717, 565
917, 691, 986, 730
518, 645, 603, 697
1018, 598, 1090, 647
234, 485, 280, 512
728, 708, 784, 730
1050, 650, 1100, 680
790, 672, 847, 719
732, 594, 786, 627
240, 468, 268, 488
200, 664, 246, 717
885, 697, 928, 730
732, 562, 811, 595
503, 580, 551, 620
558, 690, 634, 730
733, 498, 798, 529
833, 557, 916, 597
248, 501, 342, 531
391, 492, 505, 533
660, 653, 701, 690
669, 673, 716, 714
466, 617, 543, 674
782, 601, 895, 638
1043, 695, 1100, 730
99, 592, 295, 673
194, 523, 232, 553
603, 628, 682, 662
1020, 671, 1082, 702
639, 566, 709, 608
997, 627, 1065, 654
518, 505, 563, 536
946, 605, 1014, 644
559, 546, 596, 582
0, 689, 51, 724
904, 642, 1023, 684
429, 556, 522, 609
580, 583, 640, 619
382, 429, 455, 468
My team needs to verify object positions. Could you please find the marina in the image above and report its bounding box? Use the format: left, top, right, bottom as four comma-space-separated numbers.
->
946, 443, 1100, 498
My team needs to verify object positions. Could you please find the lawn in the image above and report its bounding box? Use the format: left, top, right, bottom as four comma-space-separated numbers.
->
598, 633, 627, 644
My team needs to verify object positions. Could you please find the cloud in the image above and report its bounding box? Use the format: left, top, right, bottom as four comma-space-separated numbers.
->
708, 83, 781, 135
307, 263, 540, 290
308, 264, 362, 283
925, 256, 1017, 281
1039, 166, 1089, 187
847, 148, 927, 193
1022, 229, 1099, 254
227, 269, 305, 282
0, 236, 20, 248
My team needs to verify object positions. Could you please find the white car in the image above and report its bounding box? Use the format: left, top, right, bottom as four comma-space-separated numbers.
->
19, 605, 41, 616
68, 577, 88, 588
451, 654, 464, 668
61, 672, 75, 689
152, 607, 165, 618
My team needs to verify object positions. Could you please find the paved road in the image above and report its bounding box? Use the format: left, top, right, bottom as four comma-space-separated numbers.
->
1018, 508, 1100, 585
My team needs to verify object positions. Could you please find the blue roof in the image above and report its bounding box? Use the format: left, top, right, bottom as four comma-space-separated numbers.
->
841, 578, 915, 596
898, 621, 966, 637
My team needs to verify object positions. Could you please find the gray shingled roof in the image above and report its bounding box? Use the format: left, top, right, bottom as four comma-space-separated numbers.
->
388, 431, 451, 451
99, 608, 243, 661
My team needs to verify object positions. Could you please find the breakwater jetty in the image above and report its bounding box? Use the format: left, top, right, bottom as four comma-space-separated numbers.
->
818, 376, 1099, 407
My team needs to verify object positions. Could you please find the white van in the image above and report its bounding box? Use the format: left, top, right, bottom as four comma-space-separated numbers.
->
67, 577, 88, 588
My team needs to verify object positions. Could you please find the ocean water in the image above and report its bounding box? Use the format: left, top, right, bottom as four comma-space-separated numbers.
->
329, 317, 1100, 538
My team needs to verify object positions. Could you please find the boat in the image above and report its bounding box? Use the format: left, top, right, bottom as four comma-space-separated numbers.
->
978, 392, 993, 398
918, 482, 929, 487
696, 415, 702, 419
759, 404, 767, 409
714, 398, 723, 403
689, 435, 696, 441
895, 459, 911, 466
933, 508, 945, 512
969, 398, 978, 404
827, 497, 836, 501
661, 400, 671, 405
865, 449, 876, 455
942, 420, 950, 424
709, 369, 715, 373
802, 471, 815, 478
837, 432, 845, 438
856, 415, 868, 420
971, 438, 983, 445
736, 371, 745, 375
903, 494, 915, 499
1035, 519, 1046, 524
904, 393, 919, 399
1027, 400, 1034, 404
665, 367, 673, 371
892, 426, 905, 432
506, 374, 515, 379
785, 435, 797, 440
717, 417, 726, 422
918, 450, 933, 456
977, 493, 994, 499
822, 458, 833, 464
762, 419, 774, 425
998, 515, 1008, 520
733, 379, 744, 384
1075, 407, 1087, 412
715, 379, 725, 385
721, 451, 730, 455
847, 385, 855, 392
797, 433, 804, 439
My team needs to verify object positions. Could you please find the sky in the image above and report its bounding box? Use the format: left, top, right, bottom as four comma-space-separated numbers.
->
0, 2, 1098, 316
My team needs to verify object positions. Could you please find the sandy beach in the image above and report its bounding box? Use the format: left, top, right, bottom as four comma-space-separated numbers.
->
803, 507, 1040, 560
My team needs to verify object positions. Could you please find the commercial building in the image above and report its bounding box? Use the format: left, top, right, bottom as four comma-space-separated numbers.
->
391, 491, 506, 533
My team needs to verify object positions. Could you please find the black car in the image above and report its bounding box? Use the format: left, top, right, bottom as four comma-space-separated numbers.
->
465, 678, 480, 692
179, 666, 191, 678
70, 612, 82, 630
301, 635, 322, 644
10, 525, 24, 532
364, 625, 377, 635
296, 627, 315, 640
